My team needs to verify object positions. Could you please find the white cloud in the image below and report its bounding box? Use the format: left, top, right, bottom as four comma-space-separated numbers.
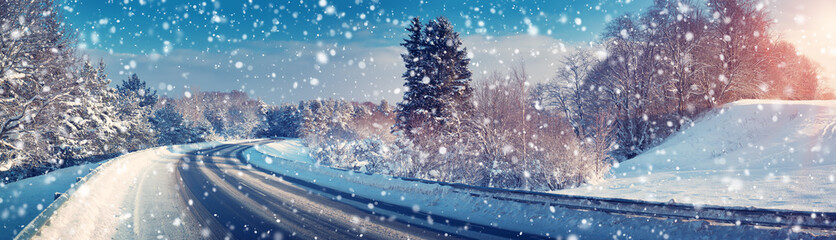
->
84, 34, 581, 104
463, 35, 578, 83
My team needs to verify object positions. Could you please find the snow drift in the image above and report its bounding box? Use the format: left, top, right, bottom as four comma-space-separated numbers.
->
561, 100, 836, 212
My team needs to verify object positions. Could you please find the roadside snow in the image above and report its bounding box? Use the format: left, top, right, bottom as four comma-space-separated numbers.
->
252, 139, 314, 163
247, 139, 819, 239
561, 100, 836, 212
168, 141, 226, 154
0, 163, 100, 238
30, 147, 196, 239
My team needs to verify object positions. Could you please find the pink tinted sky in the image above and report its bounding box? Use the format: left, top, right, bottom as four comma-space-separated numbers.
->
771, 0, 836, 91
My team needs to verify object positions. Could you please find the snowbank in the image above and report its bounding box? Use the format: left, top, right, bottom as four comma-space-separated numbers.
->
561, 100, 836, 212
247, 139, 815, 239
167, 141, 225, 154
251, 138, 314, 163
0, 163, 100, 238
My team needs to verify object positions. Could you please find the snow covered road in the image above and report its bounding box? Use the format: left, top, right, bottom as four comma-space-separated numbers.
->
16, 138, 835, 239
21, 140, 532, 239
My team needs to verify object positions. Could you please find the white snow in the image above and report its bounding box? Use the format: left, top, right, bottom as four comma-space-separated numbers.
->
251, 139, 314, 163
28, 147, 194, 239
560, 100, 836, 212
0, 163, 100, 238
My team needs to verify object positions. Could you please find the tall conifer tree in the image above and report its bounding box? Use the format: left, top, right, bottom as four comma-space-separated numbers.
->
394, 17, 429, 137
424, 17, 473, 129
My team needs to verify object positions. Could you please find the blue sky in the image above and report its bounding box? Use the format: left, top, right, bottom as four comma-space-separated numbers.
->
64, 0, 650, 50
60, 0, 834, 104
59, 0, 655, 104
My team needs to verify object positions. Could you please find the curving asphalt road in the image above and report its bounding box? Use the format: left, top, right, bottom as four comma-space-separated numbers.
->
175, 140, 540, 240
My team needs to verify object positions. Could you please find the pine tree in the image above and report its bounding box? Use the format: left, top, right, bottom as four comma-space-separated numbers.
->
117, 74, 158, 107
150, 104, 206, 145
394, 16, 474, 139
394, 17, 430, 137
57, 60, 121, 159
113, 74, 157, 151
424, 16, 474, 131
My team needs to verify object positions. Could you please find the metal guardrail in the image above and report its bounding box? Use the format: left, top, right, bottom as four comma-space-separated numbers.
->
391, 174, 835, 230
13, 149, 126, 240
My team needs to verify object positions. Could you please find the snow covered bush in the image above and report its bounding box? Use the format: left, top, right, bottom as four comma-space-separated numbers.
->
308, 132, 427, 178
469, 66, 612, 190
150, 104, 208, 146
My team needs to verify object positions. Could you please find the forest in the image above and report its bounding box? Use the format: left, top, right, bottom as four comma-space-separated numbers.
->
1, 0, 832, 190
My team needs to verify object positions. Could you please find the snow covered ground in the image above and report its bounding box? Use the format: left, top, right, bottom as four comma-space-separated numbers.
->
561, 100, 836, 212
246, 137, 822, 239
252, 138, 315, 163
0, 163, 100, 238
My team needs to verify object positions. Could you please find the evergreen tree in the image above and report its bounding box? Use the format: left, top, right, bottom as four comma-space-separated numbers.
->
257, 104, 301, 138
394, 16, 474, 139
297, 100, 317, 137
57, 60, 122, 159
203, 109, 225, 134
117, 74, 158, 107
394, 17, 430, 137
150, 104, 206, 145
424, 16, 474, 131
113, 74, 156, 151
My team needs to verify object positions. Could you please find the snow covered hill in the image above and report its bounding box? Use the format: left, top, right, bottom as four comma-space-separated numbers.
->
560, 100, 836, 212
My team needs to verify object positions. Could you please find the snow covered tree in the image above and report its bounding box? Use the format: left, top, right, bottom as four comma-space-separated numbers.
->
256, 104, 301, 138
394, 17, 431, 138
707, 0, 771, 104
394, 16, 474, 146
647, 0, 713, 129
473, 65, 612, 190
150, 104, 206, 146
160, 90, 261, 139
333, 100, 357, 137
424, 16, 474, 133
54, 60, 124, 160
0, 0, 85, 167
225, 105, 260, 138
117, 74, 158, 108
203, 109, 225, 134
540, 48, 602, 139
0, 0, 159, 176
588, 14, 667, 158
377, 100, 393, 116
113, 74, 156, 150
764, 41, 821, 100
